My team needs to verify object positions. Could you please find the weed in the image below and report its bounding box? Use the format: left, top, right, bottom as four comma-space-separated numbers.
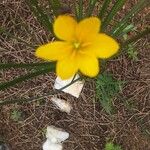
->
105, 142, 122, 150
127, 44, 139, 61
10, 109, 22, 122
96, 73, 124, 114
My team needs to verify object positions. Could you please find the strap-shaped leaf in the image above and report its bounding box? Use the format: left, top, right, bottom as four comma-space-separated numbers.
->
102, 0, 126, 31
0, 62, 53, 70
117, 24, 135, 37
26, 0, 53, 33
0, 66, 55, 91
74, 0, 84, 21
86, 0, 98, 17
48, 0, 61, 16
0, 78, 81, 105
111, 0, 148, 34
98, 0, 111, 20
112, 22, 128, 36
113, 24, 135, 37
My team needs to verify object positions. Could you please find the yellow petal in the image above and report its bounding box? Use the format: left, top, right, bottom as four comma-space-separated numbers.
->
86, 33, 119, 59
77, 53, 99, 77
76, 17, 101, 42
35, 41, 72, 61
56, 52, 78, 79
54, 15, 77, 41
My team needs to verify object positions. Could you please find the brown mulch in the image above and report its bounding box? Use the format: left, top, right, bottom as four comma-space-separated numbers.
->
0, 0, 150, 150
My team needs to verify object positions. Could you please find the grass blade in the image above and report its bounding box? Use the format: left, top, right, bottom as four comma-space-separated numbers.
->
112, 22, 128, 36
0, 62, 54, 70
117, 24, 135, 37
0, 78, 81, 105
111, 0, 148, 34
26, 0, 53, 33
74, 0, 84, 21
98, 0, 111, 20
86, 0, 98, 17
102, 0, 126, 31
114, 24, 135, 37
0, 67, 55, 91
48, 0, 61, 16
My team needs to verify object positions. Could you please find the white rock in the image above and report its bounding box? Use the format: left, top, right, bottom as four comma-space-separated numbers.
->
51, 97, 72, 114
54, 74, 84, 98
46, 126, 69, 143
43, 126, 69, 150
43, 140, 63, 150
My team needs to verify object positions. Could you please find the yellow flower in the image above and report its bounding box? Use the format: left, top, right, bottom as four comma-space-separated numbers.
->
36, 15, 119, 79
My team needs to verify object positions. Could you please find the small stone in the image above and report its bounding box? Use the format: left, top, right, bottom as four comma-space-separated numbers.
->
54, 74, 84, 98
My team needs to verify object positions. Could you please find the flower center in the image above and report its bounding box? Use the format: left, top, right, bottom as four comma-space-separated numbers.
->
73, 41, 81, 49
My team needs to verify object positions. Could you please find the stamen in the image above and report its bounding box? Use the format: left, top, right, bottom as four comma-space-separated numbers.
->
73, 42, 80, 49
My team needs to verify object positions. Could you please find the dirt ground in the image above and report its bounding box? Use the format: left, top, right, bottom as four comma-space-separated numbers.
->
0, 0, 150, 150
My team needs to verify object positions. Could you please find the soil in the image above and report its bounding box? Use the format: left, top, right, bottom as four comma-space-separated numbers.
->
0, 0, 150, 150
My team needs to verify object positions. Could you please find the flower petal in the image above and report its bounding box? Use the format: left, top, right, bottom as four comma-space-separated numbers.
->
35, 42, 72, 61
56, 52, 78, 79
54, 15, 77, 41
77, 53, 99, 77
90, 34, 120, 59
76, 17, 101, 42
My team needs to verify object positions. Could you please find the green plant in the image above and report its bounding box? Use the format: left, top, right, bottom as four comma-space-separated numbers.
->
105, 142, 122, 150
96, 73, 124, 114
10, 109, 22, 122
41, 127, 47, 137
0, 0, 149, 105
127, 44, 138, 61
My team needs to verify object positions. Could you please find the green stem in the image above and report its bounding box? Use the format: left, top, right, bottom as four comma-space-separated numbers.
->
0, 77, 81, 105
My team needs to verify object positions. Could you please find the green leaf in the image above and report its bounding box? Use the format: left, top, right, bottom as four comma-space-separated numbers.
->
26, 0, 53, 33
114, 24, 135, 37
98, 0, 111, 20
127, 44, 138, 61
0, 62, 53, 70
48, 0, 61, 16
96, 73, 124, 114
0, 77, 81, 105
111, 0, 148, 34
0, 27, 5, 33
102, 0, 126, 31
74, 0, 84, 21
11, 109, 22, 122
105, 142, 122, 150
0, 66, 55, 91
86, 0, 98, 17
